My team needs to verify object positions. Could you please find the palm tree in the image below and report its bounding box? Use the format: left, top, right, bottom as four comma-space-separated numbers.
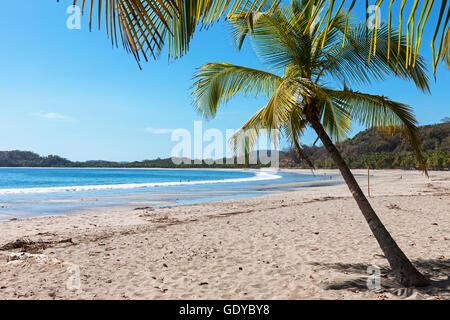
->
192, 0, 431, 287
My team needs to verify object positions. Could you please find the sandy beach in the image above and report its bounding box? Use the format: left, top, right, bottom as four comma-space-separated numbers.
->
0, 169, 448, 300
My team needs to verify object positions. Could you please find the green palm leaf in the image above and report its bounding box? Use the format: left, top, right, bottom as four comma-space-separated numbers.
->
62, 0, 272, 65
227, 75, 304, 156
316, 0, 449, 73
442, 27, 450, 68
192, 63, 281, 118
319, 23, 430, 93
326, 89, 427, 172
282, 108, 315, 168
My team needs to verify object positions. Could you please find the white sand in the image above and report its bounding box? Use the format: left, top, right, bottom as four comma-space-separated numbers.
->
0, 169, 448, 300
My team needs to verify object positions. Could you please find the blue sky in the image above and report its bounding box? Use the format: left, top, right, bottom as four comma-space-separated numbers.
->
0, 1, 448, 162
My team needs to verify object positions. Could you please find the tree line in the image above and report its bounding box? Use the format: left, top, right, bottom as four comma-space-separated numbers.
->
281, 122, 449, 170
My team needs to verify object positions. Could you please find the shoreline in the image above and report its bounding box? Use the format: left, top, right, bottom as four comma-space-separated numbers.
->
0, 170, 282, 196
0, 169, 325, 221
0, 169, 448, 300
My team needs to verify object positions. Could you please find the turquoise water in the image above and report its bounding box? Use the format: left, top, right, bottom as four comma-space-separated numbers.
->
0, 168, 330, 220
0, 168, 255, 191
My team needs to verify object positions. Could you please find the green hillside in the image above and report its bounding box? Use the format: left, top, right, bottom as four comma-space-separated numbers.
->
281, 122, 449, 170
0, 151, 265, 169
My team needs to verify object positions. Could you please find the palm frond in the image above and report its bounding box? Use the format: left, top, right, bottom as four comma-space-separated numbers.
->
282, 108, 315, 168
230, 78, 301, 154
192, 63, 281, 118
228, 0, 278, 50
441, 27, 450, 68
318, 97, 352, 143
63, 0, 272, 64
327, 89, 427, 173
319, 23, 430, 93
242, 7, 307, 72
315, 0, 450, 73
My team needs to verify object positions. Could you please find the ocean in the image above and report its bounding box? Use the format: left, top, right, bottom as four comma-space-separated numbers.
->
0, 168, 328, 220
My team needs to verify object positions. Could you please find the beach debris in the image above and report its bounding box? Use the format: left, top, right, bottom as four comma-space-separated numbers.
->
154, 285, 168, 293
311, 248, 319, 251
239, 267, 243, 271
162, 263, 168, 268
444, 237, 449, 241
377, 293, 387, 299
313, 232, 320, 235
35, 232, 57, 236
1, 238, 47, 254
0, 237, 74, 254
439, 256, 446, 260
199, 282, 208, 286
134, 206, 154, 211
59, 238, 73, 244
431, 223, 439, 226
106, 279, 112, 284
387, 204, 401, 210
347, 288, 360, 294
6, 252, 61, 265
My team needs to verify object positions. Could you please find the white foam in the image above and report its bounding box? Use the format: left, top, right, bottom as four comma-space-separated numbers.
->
0, 171, 282, 195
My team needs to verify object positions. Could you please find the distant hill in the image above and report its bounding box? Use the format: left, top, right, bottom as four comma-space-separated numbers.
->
281, 122, 449, 170
0, 151, 267, 169
1, 123, 448, 170
0, 151, 72, 167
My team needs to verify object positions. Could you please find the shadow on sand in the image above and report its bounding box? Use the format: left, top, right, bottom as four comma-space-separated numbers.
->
310, 258, 449, 298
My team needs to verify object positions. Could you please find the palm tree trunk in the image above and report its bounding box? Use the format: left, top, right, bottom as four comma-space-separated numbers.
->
307, 115, 429, 287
